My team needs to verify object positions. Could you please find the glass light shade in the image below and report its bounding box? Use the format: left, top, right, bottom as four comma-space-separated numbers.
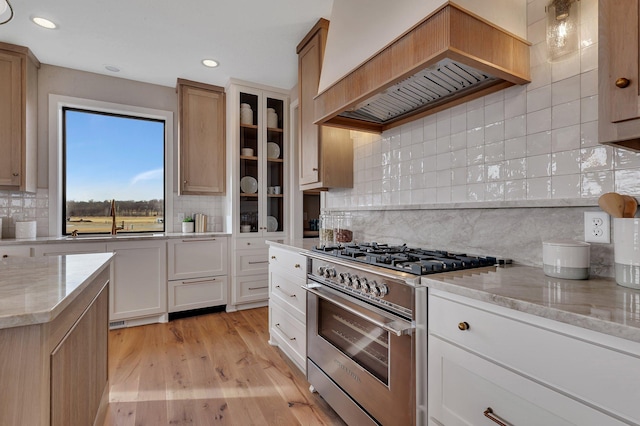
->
0, 1, 7, 15
546, 0, 580, 62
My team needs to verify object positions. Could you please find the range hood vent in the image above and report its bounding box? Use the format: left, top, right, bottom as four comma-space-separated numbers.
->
314, 3, 531, 134
340, 59, 498, 124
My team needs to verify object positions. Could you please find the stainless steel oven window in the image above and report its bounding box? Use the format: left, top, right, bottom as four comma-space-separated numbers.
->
318, 298, 390, 385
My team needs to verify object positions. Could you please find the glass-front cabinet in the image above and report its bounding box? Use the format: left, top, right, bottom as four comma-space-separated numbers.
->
228, 81, 288, 236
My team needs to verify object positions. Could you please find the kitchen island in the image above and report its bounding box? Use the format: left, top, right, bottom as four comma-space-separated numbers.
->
0, 252, 114, 426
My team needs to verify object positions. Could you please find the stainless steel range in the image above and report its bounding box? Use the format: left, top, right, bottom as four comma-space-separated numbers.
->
303, 243, 505, 426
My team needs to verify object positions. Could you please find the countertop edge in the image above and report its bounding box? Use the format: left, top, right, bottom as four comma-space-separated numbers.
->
0, 232, 231, 245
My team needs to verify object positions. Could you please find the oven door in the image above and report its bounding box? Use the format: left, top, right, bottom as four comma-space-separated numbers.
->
304, 283, 415, 426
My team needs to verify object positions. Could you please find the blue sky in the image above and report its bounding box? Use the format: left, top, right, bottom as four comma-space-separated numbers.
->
65, 109, 165, 202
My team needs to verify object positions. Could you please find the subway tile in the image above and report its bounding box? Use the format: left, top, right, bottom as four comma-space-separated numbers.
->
436, 170, 452, 187
527, 130, 552, 156
527, 177, 552, 199
436, 114, 451, 138
552, 150, 581, 175
504, 88, 527, 118
466, 127, 485, 147
552, 75, 580, 106
486, 162, 504, 181
484, 141, 505, 163
485, 101, 505, 125
467, 146, 485, 166
552, 174, 581, 198
450, 131, 467, 151
485, 182, 505, 201
552, 101, 580, 129
451, 149, 467, 169
436, 187, 452, 203
527, 15, 546, 45
528, 62, 552, 91
505, 115, 527, 139
485, 121, 505, 144
467, 183, 486, 201
451, 112, 467, 134
580, 95, 598, 123
615, 147, 640, 169
467, 164, 485, 183
615, 169, 640, 193
581, 42, 598, 73
467, 108, 485, 130
526, 85, 551, 113
581, 146, 613, 172
551, 124, 580, 152
582, 171, 614, 197
505, 158, 527, 180
580, 120, 599, 147
581, 69, 598, 98
451, 167, 467, 186
451, 185, 468, 202
527, 107, 552, 134
551, 53, 581, 82
505, 179, 528, 200
505, 136, 527, 160
527, 154, 552, 177
436, 136, 451, 154
436, 152, 451, 171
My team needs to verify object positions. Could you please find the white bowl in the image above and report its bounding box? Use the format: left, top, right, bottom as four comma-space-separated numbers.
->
241, 147, 254, 156
542, 240, 590, 280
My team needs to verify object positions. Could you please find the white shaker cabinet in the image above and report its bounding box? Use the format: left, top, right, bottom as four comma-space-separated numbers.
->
0, 245, 33, 258
267, 244, 308, 372
107, 240, 167, 325
427, 290, 640, 426
167, 237, 229, 313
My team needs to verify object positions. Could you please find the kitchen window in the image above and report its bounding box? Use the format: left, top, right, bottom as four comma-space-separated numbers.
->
62, 108, 165, 235
49, 95, 175, 237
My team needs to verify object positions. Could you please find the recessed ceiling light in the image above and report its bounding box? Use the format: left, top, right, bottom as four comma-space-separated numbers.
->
202, 59, 219, 68
32, 16, 57, 29
105, 65, 120, 73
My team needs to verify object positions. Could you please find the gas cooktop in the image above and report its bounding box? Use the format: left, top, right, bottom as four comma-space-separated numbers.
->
312, 242, 507, 275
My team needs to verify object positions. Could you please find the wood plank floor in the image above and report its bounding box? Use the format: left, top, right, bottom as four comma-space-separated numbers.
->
103, 307, 345, 426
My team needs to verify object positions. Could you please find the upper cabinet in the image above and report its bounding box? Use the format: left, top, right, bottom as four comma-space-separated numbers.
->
297, 19, 353, 191
177, 79, 226, 195
598, 0, 640, 151
0, 42, 39, 192
227, 81, 289, 236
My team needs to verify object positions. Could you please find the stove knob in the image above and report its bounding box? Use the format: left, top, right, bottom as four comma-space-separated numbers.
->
359, 277, 369, 292
352, 275, 361, 289
339, 272, 347, 283
373, 283, 389, 297
328, 268, 337, 278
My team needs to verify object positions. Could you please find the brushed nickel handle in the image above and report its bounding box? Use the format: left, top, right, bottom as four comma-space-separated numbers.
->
458, 321, 470, 331
275, 323, 296, 341
248, 260, 268, 265
484, 408, 509, 426
294, 263, 301, 268
275, 285, 296, 298
248, 285, 268, 290
182, 238, 216, 242
616, 77, 631, 88
181, 278, 216, 285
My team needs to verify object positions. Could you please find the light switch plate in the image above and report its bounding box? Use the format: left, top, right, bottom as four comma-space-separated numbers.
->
584, 211, 611, 243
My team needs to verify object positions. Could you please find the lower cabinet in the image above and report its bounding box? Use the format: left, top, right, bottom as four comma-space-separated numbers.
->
0, 244, 32, 258
107, 240, 167, 324
230, 237, 274, 310
428, 290, 640, 426
267, 244, 307, 372
167, 236, 229, 313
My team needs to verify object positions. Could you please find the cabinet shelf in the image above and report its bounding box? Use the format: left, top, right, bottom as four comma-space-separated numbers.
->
267, 127, 283, 133
240, 123, 258, 130
267, 194, 284, 198
267, 158, 284, 163
240, 193, 259, 198
240, 155, 259, 161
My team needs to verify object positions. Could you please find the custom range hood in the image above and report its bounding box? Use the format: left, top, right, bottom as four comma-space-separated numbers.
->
314, 2, 531, 133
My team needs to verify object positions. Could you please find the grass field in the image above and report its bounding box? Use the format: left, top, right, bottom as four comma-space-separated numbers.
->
66, 216, 164, 234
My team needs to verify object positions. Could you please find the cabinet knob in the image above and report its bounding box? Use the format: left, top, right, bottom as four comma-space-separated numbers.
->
457, 321, 470, 331
2, 254, 8, 258
312, 168, 318, 171
616, 77, 631, 88
271, 255, 276, 259
12, 173, 18, 177
183, 180, 188, 184
294, 263, 301, 268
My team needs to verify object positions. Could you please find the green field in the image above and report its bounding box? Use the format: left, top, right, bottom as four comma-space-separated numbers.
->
66, 216, 164, 234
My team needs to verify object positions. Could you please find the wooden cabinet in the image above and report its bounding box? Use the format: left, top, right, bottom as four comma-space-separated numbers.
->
0, 266, 110, 425
167, 237, 229, 313
267, 244, 308, 372
297, 19, 353, 190
107, 240, 167, 324
599, 0, 640, 151
177, 78, 226, 195
0, 42, 39, 192
427, 290, 640, 425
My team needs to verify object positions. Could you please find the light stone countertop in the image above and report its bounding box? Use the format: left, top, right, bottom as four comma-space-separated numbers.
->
266, 238, 319, 252
0, 232, 231, 246
422, 265, 640, 344
0, 252, 114, 329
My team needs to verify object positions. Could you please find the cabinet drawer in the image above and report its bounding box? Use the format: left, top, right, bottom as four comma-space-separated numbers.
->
270, 300, 306, 370
234, 275, 269, 304
236, 249, 269, 275
269, 269, 305, 320
0, 245, 32, 258
268, 246, 306, 280
168, 237, 228, 280
429, 292, 640, 423
428, 336, 625, 426
168, 276, 227, 313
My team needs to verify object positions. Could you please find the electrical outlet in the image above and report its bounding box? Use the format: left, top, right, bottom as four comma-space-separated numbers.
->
178, 213, 185, 222
584, 211, 611, 243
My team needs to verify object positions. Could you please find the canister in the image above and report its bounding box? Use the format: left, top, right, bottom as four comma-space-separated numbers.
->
542, 239, 590, 280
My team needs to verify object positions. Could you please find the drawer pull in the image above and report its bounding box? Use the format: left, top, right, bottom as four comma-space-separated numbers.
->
458, 321, 470, 331
275, 285, 296, 298
182, 238, 216, 242
248, 260, 269, 265
248, 286, 268, 290
271, 255, 276, 259
483, 407, 509, 426
616, 77, 631, 88
294, 263, 301, 268
275, 323, 296, 341
181, 278, 216, 285
2, 254, 8, 258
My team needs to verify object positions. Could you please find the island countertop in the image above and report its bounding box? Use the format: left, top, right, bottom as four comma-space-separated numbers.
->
0, 252, 114, 329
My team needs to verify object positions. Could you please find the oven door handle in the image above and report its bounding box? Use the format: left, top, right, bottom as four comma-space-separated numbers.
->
302, 284, 414, 337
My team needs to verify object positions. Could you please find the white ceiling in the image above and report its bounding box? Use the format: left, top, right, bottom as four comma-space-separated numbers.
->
0, 0, 333, 89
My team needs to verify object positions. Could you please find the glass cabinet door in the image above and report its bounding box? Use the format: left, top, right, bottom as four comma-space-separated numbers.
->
265, 96, 284, 233
239, 92, 259, 233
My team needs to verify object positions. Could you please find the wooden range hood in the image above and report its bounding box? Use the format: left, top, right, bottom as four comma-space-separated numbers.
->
313, 3, 531, 134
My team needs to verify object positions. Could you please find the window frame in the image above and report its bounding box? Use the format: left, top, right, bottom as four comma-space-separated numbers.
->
49, 95, 174, 237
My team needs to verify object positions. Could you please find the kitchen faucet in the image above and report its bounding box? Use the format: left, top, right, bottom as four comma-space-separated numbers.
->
110, 199, 123, 235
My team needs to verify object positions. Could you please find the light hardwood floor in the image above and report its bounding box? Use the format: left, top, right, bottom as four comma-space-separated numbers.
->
104, 307, 345, 425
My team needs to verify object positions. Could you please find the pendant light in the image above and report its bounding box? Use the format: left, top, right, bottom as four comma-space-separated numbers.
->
0, 0, 13, 25
546, 0, 580, 62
